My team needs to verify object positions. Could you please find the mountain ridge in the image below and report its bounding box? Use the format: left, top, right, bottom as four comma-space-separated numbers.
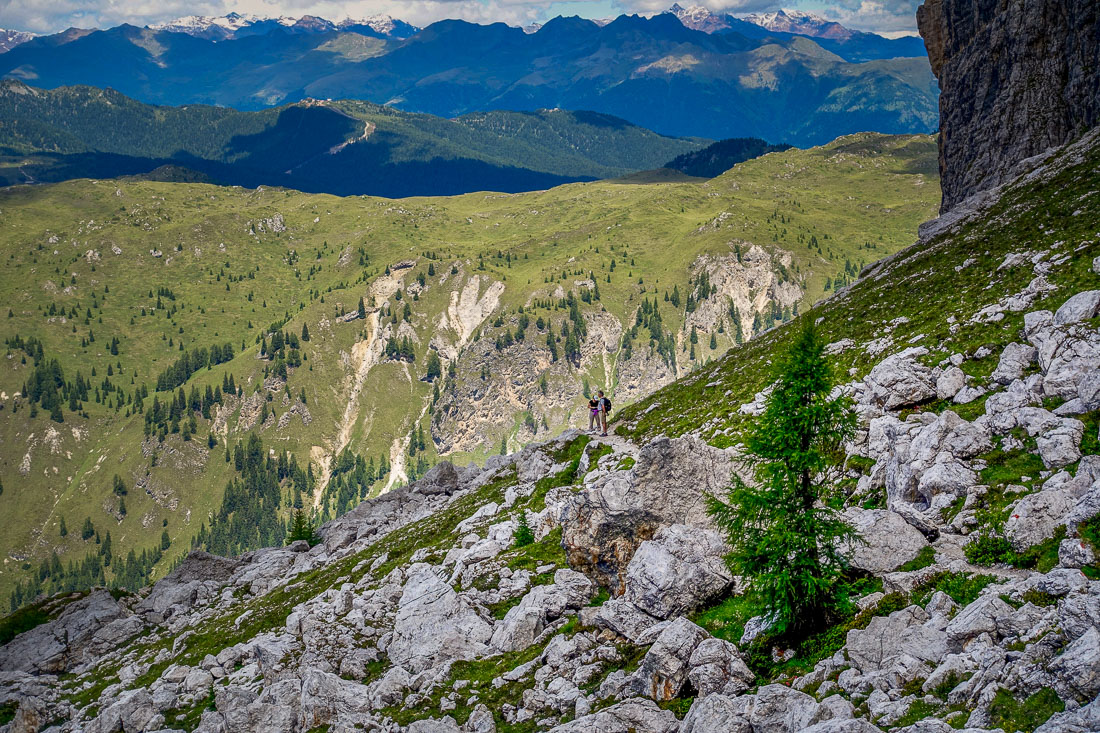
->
0, 13, 937, 145
0, 81, 711, 196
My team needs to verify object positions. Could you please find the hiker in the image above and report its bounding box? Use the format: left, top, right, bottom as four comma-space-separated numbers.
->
588, 394, 600, 432
597, 390, 611, 436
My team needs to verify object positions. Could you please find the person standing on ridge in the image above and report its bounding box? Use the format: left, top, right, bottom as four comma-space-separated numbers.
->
597, 390, 611, 437
588, 394, 600, 433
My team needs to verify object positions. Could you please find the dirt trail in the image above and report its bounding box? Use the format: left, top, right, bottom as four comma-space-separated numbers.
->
311, 268, 406, 508
382, 400, 432, 492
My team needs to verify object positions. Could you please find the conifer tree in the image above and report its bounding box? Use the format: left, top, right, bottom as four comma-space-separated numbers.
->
59, 516, 68, 537
706, 321, 858, 636
513, 509, 535, 548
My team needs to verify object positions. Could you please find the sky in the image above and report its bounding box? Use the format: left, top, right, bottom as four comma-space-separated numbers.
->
0, 0, 924, 39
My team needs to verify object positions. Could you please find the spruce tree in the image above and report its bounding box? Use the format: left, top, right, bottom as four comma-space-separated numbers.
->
706, 321, 858, 637
513, 509, 535, 548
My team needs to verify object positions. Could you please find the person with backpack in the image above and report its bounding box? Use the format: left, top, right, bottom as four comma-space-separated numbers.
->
597, 390, 611, 436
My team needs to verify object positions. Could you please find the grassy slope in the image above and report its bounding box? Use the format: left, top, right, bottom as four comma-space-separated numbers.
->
0, 133, 937, 600
617, 132, 1100, 449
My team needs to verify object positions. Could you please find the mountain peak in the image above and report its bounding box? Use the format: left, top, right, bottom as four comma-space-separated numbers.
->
147, 12, 418, 40
0, 28, 37, 53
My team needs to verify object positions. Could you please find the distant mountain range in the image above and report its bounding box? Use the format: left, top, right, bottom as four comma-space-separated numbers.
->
667, 4, 928, 62
147, 12, 419, 41
0, 81, 712, 196
0, 8, 936, 145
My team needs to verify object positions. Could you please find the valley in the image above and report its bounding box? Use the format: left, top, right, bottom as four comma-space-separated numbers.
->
0, 133, 939, 604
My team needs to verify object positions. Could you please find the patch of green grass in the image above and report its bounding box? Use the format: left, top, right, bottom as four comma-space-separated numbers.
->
929, 671, 971, 700
965, 528, 1065, 573
912, 572, 997, 607
1019, 589, 1059, 608
896, 545, 936, 572
891, 698, 939, 728
0, 702, 17, 726
979, 448, 1045, 490
615, 456, 636, 471
589, 587, 610, 606
501, 526, 568, 575
988, 687, 1064, 733
0, 604, 50, 645
657, 697, 695, 718
164, 688, 216, 731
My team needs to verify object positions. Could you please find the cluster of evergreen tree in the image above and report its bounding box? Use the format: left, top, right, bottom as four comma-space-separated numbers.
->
320, 448, 390, 519
621, 297, 676, 367
260, 329, 302, 379
192, 434, 286, 557
405, 424, 430, 482
7, 335, 113, 422
683, 271, 717, 313
384, 336, 415, 361
154, 342, 235, 392
7, 527, 165, 612
144, 380, 230, 440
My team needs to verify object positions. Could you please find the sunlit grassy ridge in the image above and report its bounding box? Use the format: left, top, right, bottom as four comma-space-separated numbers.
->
0, 132, 937, 600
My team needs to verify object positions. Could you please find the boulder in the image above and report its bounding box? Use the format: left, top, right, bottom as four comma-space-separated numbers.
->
388, 565, 493, 673
944, 594, 1014, 646
1059, 537, 1096, 568
991, 343, 1037, 384
686, 637, 754, 697
1050, 625, 1100, 700
1053, 290, 1100, 325
622, 524, 733, 619
299, 668, 373, 729
743, 684, 854, 731
1003, 489, 1075, 550
680, 694, 752, 733
561, 435, 736, 589
842, 508, 929, 573
547, 697, 679, 733
863, 348, 936, 410
846, 605, 948, 674
138, 551, 242, 621
414, 462, 461, 496
621, 617, 709, 701
588, 599, 664, 644
936, 366, 967, 400
490, 570, 594, 653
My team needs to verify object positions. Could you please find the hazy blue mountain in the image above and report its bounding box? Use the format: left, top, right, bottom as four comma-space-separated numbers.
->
0, 81, 710, 196
0, 14, 937, 145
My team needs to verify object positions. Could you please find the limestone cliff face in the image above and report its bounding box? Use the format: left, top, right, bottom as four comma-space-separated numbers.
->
917, 0, 1100, 211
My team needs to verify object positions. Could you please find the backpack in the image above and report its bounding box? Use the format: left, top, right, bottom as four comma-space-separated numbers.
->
601, 397, 612, 414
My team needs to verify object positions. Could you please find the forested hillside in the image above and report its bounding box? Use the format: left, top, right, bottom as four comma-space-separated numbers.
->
0, 82, 709, 196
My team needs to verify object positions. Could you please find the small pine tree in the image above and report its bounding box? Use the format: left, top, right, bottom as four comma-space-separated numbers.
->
81, 517, 95, 540
287, 508, 320, 546
357, 297, 366, 319
513, 509, 535, 548
161, 530, 171, 550
425, 350, 442, 382
301, 323, 310, 342
59, 516, 68, 537
706, 321, 859, 637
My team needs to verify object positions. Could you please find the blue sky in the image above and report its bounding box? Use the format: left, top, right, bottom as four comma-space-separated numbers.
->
0, 0, 923, 38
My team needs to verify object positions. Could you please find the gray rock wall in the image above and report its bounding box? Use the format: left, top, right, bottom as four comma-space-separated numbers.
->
917, 0, 1100, 211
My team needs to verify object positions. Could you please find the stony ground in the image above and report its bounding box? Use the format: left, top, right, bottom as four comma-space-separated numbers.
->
1, 128, 1100, 733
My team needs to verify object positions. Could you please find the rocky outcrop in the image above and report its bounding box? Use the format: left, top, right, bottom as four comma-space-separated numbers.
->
560, 435, 738, 591
917, 0, 1100, 210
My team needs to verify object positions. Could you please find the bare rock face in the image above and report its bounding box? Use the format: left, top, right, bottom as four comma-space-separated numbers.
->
917, 0, 1100, 211
560, 435, 737, 591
